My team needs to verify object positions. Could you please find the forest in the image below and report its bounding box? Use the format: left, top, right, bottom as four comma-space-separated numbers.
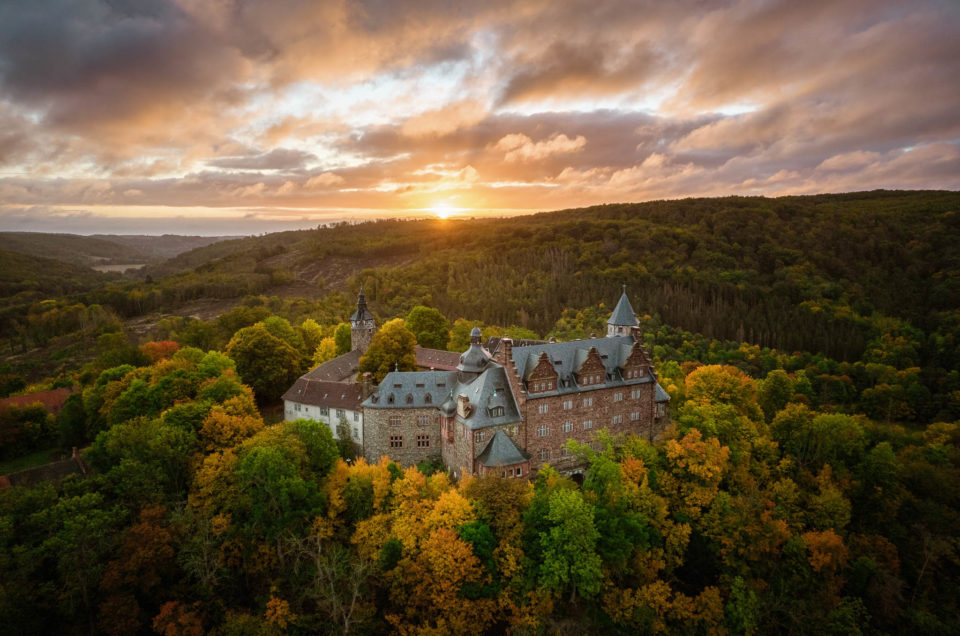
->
1, 190, 959, 634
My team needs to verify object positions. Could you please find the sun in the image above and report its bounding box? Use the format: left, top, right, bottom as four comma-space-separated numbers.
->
429, 202, 456, 219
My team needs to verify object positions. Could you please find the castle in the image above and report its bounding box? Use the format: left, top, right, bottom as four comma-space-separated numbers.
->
282, 289, 670, 479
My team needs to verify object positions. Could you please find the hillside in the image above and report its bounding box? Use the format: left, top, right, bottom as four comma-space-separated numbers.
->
136, 190, 960, 363
0, 232, 236, 268
0, 249, 108, 300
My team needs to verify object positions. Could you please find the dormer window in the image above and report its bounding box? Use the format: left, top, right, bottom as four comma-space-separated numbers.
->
406, 394, 414, 405
387, 394, 395, 404
424, 393, 432, 404
489, 406, 505, 417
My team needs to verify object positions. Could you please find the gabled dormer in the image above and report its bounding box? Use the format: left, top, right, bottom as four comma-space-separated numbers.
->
525, 352, 558, 394
621, 340, 652, 380
574, 346, 607, 386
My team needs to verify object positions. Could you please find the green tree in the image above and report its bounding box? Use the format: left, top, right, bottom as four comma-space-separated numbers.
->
405, 306, 451, 350
334, 322, 352, 356
226, 323, 304, 402
758, 370, 795, 422
358, 318, 417, 383
536, 487, 603, 601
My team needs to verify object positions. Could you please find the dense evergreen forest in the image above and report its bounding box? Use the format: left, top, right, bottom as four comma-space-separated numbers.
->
1, 190, 959, 634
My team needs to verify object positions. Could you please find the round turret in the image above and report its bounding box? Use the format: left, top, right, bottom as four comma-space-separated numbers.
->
440, 391, 457, 416
457, 327, 490, 376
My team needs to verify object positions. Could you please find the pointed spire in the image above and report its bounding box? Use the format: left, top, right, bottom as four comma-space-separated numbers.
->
607, 286, 639, 328
350, 285, 374, 323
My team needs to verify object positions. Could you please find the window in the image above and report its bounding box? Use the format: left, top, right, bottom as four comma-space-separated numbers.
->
631, 411, 640, 421
475, 430, 486, 443
353, 411, 359, 422
353, 427, 359, 439
389, 415, 402, 426
387, 394, 395, 404
389, 435, 403, 448
424, 393, 432, 404
537, 424, 549, 437
614, 392, 623, 402
538, 448, 549, 460
489, 406, 504, 417
406, 394, 414, 405
631, 389, 642, 399
563, 421, 573, 433
417, 434, 430, 448
583, 420, 593, 430
293, 403, 301, 412
612, 414, 623, 425
320, 406, 329, 416
657, 403, 666, 417
560, 446, 569, 457
516, 467, 523, 477
538, 403, 549, 414
583, 397, 594, 408
337, 408, 345, 419
562, 399, 573, 410
417, 414, 430, 426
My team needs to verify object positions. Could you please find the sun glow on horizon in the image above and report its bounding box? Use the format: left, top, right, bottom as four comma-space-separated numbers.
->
429, 202, 457, 219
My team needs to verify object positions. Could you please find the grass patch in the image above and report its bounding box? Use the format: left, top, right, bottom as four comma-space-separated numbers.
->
0, 447, 62, 475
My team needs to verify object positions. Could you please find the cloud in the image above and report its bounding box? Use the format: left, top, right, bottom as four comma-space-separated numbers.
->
494, 133, 587, 162
0, 0, 956, 229
207, 148, 316, 170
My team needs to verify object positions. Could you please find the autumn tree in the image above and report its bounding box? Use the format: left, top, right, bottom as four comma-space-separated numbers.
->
358, 318, 417, 383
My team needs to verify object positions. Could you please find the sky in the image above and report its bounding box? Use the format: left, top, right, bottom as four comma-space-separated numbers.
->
0, 0, 958, 235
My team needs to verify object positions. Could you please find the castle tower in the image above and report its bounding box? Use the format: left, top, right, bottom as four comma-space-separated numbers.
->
607, 285, 639, 337
350, 287, 376, 353
456, 326, 490, 382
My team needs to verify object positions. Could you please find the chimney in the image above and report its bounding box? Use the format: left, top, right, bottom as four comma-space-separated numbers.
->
630, 325, 642, 341
549, 337, 557, 343
497, 336, 513, 365
589, 332, 597, 339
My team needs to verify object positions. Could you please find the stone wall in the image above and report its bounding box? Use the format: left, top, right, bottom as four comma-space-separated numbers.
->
362, 406, 441, 467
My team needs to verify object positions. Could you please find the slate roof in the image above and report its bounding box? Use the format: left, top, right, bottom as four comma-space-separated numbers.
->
414, 346, 460, 370
608, 290, 639, 326
476, 431, 529, 467
304, 349, 362, 382
350, 288, 375, 322
484, 337, 547, 358
363, 370, 457, 408
452, 364, 522, 430
510, 336, 653, 394
363, 362, 522, 431
282, 379, 364, 410
654, 382, 671, 403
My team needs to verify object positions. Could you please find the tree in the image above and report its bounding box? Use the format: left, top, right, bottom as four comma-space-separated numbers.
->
686, 364, 763, 421
358, 318, 417, 383
535, 487, 603, 601
758, 370, 794, 422
405, 306, 450, 350
312, 337, 337, 366
334, 323, 352, 356
226, 323, 304, 402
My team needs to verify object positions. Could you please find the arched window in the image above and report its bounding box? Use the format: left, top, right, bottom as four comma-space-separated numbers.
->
424, 393, 432, 404
387, 394, 395, 404
406, 394, 414, 405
